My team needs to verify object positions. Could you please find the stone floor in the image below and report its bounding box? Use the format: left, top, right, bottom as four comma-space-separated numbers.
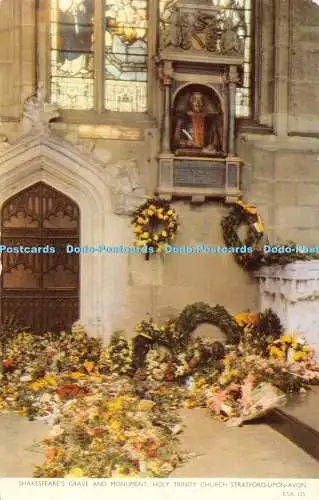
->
283, 386, 319, 432
0, 409, 318, 478
172, 409, 319, 477
0, 413, 48, 477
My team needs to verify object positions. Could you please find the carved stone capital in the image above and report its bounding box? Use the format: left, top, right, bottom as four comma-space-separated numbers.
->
22, 85, 60, 135
224, 68, 240, 87
158, 61, 174, 86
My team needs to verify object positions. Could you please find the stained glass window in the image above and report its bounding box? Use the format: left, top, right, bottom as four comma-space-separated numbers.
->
104, 0, 148, 112
50, 0, 94, 109
50, 1, 252, 115
213, 0, 253, 117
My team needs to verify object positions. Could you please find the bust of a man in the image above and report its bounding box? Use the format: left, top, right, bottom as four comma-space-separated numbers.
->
173, 91, 223, 155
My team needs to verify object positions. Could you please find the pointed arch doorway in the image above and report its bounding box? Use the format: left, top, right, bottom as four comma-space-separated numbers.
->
0, 182, 80, 333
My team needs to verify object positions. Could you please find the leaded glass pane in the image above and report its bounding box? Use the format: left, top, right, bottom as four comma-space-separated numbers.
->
104, 0, 148, 112
50, 0, 94, 109
220, 0, 252, 117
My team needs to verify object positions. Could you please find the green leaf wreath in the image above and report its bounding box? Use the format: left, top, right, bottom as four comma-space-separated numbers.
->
221, 201, 319, 271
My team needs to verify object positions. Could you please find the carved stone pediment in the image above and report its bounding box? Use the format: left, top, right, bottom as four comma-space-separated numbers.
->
159, 0, 245, 57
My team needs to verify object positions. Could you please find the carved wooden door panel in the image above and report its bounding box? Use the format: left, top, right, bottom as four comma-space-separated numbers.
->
0, 182, 80, 333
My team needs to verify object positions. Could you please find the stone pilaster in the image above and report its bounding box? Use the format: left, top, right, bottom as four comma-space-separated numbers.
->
160, 61, 173, 154
227, 66, 239, 156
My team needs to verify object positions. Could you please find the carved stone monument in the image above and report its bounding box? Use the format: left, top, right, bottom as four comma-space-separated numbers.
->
156, 0, 245, 202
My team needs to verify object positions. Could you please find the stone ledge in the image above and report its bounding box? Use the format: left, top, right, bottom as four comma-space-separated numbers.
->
255, 261, 319, 280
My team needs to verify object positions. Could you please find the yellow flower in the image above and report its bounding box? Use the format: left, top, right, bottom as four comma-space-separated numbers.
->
69, 371, 85, 380
161, 230, 168, 237
141, 231, 149, 239
134, 225, 143, 233
163, 215, 169, 220
65, 467, 85, 478
281, 335, 293, 343
83, 360, 95, 373
292, 351, 307, 362
137, 217, 145, 224
245, 205, 257, 215
137, 400, 154, 411
149, 204, 156, 211
254, 221, 264, 234
139, 332, 153, 339
108, 420, 121, 432
44, 374, 57, 385
269, 346, 285, 358
234, 311, 250, 327
153, 234, 159, 241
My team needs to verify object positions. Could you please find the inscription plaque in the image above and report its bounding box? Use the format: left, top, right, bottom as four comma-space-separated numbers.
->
173, 160, 225, 188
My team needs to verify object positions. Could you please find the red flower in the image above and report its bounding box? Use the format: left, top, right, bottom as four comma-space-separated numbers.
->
56, 384, 88, 399
2, 358, 15, 369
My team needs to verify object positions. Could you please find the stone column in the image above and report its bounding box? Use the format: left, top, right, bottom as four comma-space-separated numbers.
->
227, 66, 238, 156
160, 61, 173, 154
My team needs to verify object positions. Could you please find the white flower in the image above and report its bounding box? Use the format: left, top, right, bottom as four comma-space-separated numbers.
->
296, 336, 306, 345
40, 393, 51, 403
49, 424, 64, 438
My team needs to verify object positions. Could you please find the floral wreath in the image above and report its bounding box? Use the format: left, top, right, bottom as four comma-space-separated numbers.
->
222, 200, 319, 272
132, 198, 178, 258
221, 201, 265, 271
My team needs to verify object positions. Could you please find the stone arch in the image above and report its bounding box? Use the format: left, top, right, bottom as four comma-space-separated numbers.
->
0, 134, 126, 339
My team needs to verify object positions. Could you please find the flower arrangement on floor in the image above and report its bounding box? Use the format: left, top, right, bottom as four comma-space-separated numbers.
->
33, 374, 184, 478
0, 303, 319, 477
221, 201, 319, 271
132, 198, 178, 259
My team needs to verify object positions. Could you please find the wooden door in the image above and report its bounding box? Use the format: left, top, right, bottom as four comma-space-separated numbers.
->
0, 182, 80, 334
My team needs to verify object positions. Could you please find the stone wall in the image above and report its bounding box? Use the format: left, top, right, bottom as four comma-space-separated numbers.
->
289, 0, 319, 134
114, 202, 258, 333
238, 135, 319, 246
